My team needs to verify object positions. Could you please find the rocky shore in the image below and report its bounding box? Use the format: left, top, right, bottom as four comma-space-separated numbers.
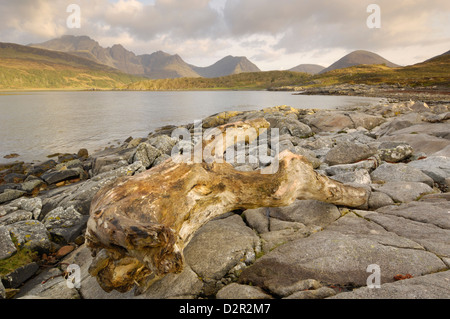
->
0, 97, 449, 299
272, 83, 450, 105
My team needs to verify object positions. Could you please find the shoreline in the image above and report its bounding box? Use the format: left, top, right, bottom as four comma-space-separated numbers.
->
0, 94, 449, 300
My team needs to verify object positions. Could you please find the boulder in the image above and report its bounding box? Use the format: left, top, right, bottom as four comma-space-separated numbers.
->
130, 142, 162, 168
330, 169, 372, 185
43, 206, 88, 244
372, 181, 433, 203
239, 213, 446, 290
368, 191, 395, 210
378, 133, 450, 156
284, 287, 336, 299
370, 163, 435, 187
366, 211, 450, 263
0, 226, 16, 260
183, 214, 260, 295
265, 199, 341, 228
7, 220, 51, 253
324, 160, 378, 175
324, 141, 377, 166
408, 156, 450, 184
1, 262, 39, 289
303, 111, 354, 133
40, 169, 80, 185
0, 210, 33, 226
377, 142, 413, 162
265, 115, 313, 138
0, 190, 26, 204
147, 135, 177, 155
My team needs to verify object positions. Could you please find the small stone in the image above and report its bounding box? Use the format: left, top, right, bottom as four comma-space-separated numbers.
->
0, 190, 26, 204
55, 245, 75, 259
77, 148, 89, 159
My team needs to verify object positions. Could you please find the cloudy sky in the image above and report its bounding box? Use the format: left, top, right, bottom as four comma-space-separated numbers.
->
1, 0, 449, 70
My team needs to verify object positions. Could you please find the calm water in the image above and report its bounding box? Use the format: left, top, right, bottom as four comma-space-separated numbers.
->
0, 91, 383, 164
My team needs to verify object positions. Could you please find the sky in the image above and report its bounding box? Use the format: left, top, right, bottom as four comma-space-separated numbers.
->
0, 0, 449, 70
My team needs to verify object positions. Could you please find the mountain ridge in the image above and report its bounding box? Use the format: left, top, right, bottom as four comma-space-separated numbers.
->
30, 35, 260, 79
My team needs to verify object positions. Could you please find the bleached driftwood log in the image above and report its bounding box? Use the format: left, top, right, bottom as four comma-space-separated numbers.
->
85, 118, 368, 293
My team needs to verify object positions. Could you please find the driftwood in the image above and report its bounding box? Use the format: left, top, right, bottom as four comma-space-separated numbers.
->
85, 118, 368, 293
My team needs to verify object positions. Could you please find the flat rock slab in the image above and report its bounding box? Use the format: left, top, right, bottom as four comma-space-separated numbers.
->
184, 214, 260, 282
330, 270, 450, 299
372, 181, 433, 203
239, 213, 446, 290
408, 156, 450, 184
370, 163, 434, 187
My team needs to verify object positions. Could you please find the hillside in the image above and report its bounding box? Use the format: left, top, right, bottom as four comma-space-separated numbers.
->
125, 70, 310, 91
31, 35, 260, 79
288, 64, 325, 75
191, 56, 261, 78
319, 50, 400, 74
305, 50, 450, 88
0, 42, 144, 90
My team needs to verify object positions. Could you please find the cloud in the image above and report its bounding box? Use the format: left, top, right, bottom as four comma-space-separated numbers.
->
0, 0, 448, 69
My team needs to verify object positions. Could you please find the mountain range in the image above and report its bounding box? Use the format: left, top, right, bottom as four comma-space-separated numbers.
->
29, 35, 406, 79
30, 35, 260, 79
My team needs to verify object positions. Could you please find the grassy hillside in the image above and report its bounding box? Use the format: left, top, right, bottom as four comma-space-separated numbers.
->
0, 43, 144, 90
126, 70, 311, 90
309, 54, 450, 88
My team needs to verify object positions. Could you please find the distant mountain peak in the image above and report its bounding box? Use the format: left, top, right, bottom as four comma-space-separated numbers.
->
288, 64, 325, 75
320, 50, 400, 74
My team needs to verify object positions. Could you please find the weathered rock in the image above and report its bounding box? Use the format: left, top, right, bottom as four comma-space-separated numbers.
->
370, 163, 435, 187
408, 156, 450, 185
183, 214, 260, 289
40, 169, 80, 185
15, 267, 80, 299
40, 161, 145, 217
377, 142, 413, 162
330, 169, 372, 185
137, 265, 203, 299
7, 220, 51, 253
324, 159, 378, 175
4, 197, 42, 220
1, 262, 39, 289
3, 173, 26, 184
266, 199, 341, 228
379, 133, 450, 156
372, 181, 434, 203
0, 190, 26, 204
28, 160, 57, 177
324, 141, 377, 166
331, 271, 450, 299
130, 142, 162, 168
147, 135, 177, 155
303, 111, 354, 133
264, 115, 313, 138
239, 213, 446, 290
0, 226, 16, 260
0, 210, 33, 226
20, 179, 45, 194
216, 283, 273, 299
243, 208, 269, 234
368, 191, 395, 210
292, 146, 321, 168
43, 206, 88, 244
